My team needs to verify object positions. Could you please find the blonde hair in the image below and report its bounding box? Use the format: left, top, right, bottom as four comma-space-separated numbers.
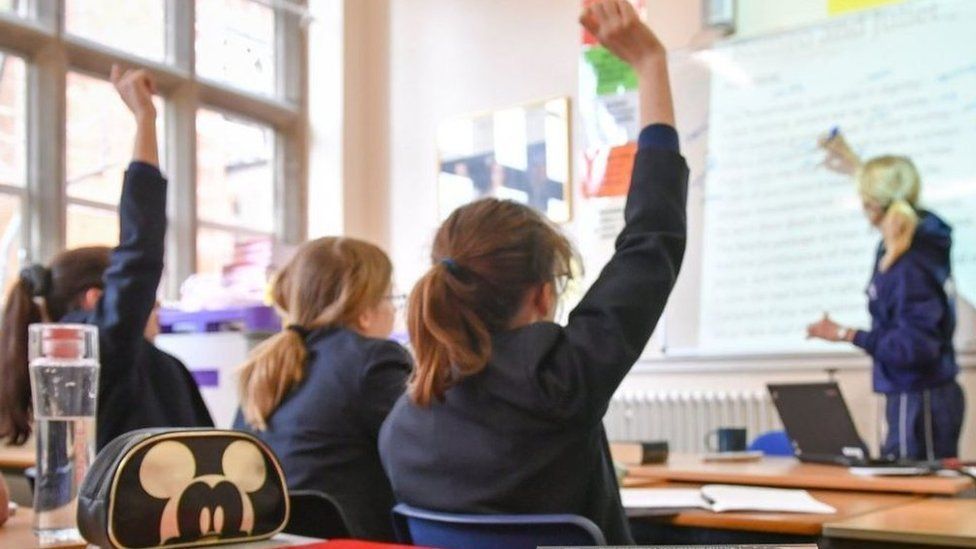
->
857, 155, 921, 272
238, 237, 392, 430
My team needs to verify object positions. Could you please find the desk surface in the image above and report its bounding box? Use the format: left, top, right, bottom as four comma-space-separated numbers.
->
0, 444, 34, 470
0, 509, 84, 549
624, 479, 924, 536
628, 454, 973, 496
824, 498, 976, 547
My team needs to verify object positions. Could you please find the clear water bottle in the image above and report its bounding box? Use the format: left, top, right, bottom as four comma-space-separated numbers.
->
28, 324, 99, 546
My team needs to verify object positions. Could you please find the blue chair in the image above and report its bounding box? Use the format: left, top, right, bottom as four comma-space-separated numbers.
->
391, 503, 606, 549
748, 430, 795, 456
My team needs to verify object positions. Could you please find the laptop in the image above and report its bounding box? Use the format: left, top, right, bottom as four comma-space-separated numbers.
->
766, 382, 924, 467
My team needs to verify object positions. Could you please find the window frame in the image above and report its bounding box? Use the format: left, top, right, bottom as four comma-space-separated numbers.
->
0, 0, 307, 297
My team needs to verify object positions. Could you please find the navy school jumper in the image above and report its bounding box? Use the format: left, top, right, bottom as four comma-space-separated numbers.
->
378, 125, 688, 545
233, 328, 413, 541
62, 162, 213, 450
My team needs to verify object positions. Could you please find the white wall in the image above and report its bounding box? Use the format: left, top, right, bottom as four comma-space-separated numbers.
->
386, 0, 703, 288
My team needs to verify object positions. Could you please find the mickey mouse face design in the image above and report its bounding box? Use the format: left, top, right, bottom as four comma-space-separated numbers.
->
138, 440, 267, 544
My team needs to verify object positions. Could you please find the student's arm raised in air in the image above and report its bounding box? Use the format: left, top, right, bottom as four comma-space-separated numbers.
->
559, 0, 687, 422
91, 66, 166, 359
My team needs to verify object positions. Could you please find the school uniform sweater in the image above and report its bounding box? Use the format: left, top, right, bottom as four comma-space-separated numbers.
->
62, 162, 213, 450
378, 125, 688, 545
233, 328, 413, 542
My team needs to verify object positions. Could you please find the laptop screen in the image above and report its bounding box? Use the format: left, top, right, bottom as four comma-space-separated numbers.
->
767, 382, 870, 463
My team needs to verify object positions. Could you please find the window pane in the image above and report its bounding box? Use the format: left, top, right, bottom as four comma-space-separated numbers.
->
66, 204, 119, 249
65, 0, 165, 61
197, 109, 275, 232
0, 193, 22, 298
196, 226, 271, 280
0, 54, 26, 188
196, 0, 275, 96
67, 72, 164, 207
0, 0, 27, 17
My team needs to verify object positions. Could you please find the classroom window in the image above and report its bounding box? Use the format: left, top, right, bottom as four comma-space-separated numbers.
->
196, 0, 276, 96
0, 53, 26, 296
196, 109, 275, 232
0, 0, 308, 298
196, 109, 275, 275
65, 0, 167, 62
0, 0, 27, 17
66, 72, 166, 247
65, 203, 120, 250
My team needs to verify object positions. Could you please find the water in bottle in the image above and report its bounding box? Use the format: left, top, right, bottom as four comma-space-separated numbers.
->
29, 324, 99, 546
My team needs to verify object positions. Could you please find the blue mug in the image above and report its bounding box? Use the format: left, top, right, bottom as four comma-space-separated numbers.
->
705, 427, 748, 453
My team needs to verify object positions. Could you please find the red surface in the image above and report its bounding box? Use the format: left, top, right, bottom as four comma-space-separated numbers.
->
289, 541, 432, 549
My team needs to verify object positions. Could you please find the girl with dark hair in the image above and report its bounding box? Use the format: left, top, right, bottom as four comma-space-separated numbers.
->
0, 66, 212, 449
379, 1, 688, 544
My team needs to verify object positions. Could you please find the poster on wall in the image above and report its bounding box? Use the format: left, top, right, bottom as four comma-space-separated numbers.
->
578, 0, 645, 199
576, 0, 647, 275
436, 97, 572, 223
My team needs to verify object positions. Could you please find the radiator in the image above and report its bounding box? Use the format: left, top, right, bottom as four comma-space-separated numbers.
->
604, 390, 782, 453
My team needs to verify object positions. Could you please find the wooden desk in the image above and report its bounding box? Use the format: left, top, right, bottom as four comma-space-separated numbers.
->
0, 444, 34, 471
629, 454, 973, 496
824, 498, 976, 547
624, 481, 924, 537
0, 509, 85, 549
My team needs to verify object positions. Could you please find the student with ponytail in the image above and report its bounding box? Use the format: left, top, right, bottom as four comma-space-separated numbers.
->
0, 66, 212, 449
379, 1, 687, 544
233, 237, 411, 542
809, 136, 964, 460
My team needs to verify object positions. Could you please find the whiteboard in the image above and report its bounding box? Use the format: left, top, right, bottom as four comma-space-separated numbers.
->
660, 0, 976, 357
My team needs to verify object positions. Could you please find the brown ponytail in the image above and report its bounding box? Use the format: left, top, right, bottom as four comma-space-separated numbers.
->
0, 247, 109, 445
238, 237, 393, 430
0, 277, 44, 444
408, 198, 576, 406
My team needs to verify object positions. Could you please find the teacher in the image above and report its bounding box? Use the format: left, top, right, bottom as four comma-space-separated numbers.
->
807, 132, 964, 461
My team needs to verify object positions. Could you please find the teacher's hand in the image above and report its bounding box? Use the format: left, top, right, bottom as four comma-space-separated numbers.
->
818, 131, 861, 176
807, 312, 846, 342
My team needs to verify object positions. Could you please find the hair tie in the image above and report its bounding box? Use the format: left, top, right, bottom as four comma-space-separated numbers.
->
440, 258, 462, 275
286, 324, 310, 338
19, 264, 51, 298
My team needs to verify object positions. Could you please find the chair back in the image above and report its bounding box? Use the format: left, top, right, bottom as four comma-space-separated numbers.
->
284, 490, 352, 539
748, 430, 795, 456
391, 503, 606, 549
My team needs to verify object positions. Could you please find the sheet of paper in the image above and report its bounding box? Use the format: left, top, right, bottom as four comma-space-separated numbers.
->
701, 484, 837, 514
620, 488, 709, 510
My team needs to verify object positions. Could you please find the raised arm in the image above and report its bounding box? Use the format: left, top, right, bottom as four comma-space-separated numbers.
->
819, 129, 861, 176
91, 66, 166, 351
557, 0, 687, 421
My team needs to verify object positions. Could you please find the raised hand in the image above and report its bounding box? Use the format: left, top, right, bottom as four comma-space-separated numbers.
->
580, 0, 664, 70
580, 0, 674, 127
818, 130, 861, 176
110, 64, 157, 122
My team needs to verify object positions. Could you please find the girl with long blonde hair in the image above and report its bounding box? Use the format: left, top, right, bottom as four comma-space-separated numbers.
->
233, 237, 411, 541
808, 136, 963, 460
